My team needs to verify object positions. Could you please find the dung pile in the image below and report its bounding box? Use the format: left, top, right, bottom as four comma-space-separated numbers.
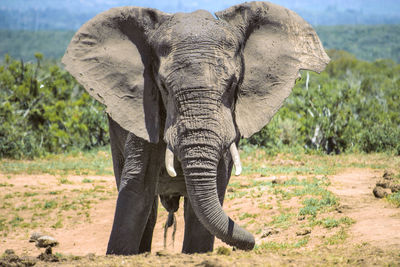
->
0, 249, 36, 267
373, 170, 400, 198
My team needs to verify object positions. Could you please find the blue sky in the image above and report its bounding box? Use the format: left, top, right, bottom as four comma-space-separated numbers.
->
1, 0, 399, 27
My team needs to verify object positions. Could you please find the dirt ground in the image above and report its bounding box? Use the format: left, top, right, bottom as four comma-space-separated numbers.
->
1, 167, 399, 266
328, 169, 400, 248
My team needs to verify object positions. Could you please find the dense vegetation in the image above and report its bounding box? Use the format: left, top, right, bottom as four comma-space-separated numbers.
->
0, 50, 399, 158
246, 50, 400, 155
0, 54, 108, 158
2, 25, 400, 63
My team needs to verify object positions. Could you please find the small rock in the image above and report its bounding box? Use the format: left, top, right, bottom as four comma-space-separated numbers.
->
336, 204, 351, 213
156, 250, 170, 257
4, 249, 15, 255
373, 186, 391, 198
296, 228, 311, 236
261, 227, 279, 238
272, 178, 286, 185
29, 232, 43, 242
196, 259, 224, 267
35, 236, 58, 248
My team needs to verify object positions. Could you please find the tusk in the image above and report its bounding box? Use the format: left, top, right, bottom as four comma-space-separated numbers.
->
165, 147, 177, 177
229, 143, 242, 176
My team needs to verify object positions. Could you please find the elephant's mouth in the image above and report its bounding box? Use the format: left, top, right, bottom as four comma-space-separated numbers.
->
164, 142, 242, 178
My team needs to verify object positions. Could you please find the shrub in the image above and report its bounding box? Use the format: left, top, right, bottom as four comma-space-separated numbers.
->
0, 54, 108, 158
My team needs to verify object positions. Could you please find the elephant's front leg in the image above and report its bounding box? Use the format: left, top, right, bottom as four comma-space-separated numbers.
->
107, 134, 161, 255
182, 151, 234, 253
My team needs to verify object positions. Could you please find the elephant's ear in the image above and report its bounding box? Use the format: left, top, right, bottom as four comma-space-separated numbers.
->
216, 2, 330, 138
62, 7, 170, 143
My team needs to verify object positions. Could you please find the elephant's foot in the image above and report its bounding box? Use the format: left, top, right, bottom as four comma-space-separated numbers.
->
106, 191, 158, 255
182, 197, 215, 253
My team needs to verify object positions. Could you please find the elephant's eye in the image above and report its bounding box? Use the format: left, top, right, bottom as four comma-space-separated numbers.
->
158, 42, 171, 57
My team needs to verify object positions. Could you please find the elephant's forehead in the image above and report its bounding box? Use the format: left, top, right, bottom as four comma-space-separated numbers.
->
165, 11, 234, 44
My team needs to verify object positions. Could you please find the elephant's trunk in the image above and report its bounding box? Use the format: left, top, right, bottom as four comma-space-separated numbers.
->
178, 130, 255, 250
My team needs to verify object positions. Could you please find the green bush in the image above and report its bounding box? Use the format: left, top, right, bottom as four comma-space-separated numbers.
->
246, 50, 400, 154
0, 54, 108, 158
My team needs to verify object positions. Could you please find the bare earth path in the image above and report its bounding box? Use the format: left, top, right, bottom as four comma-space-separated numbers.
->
329, 168, 400, 249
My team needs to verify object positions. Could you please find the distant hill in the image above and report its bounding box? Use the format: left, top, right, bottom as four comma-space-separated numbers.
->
316, 25, 400, 63
1, 25, 399, 63
0, 30, 74, 61
0, 0, 400, 30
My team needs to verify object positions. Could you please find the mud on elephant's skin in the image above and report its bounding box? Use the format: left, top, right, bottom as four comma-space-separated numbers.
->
62, 1, 329, 255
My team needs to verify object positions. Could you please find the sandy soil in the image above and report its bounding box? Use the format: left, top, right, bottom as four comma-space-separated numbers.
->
329, 168, 400, 249
1, 168, 399, 265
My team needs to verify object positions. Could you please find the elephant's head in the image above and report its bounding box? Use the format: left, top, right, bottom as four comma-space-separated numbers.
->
62, 1, 329, 250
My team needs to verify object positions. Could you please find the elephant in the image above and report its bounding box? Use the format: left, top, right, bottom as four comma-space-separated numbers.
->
62, 1, 329, 255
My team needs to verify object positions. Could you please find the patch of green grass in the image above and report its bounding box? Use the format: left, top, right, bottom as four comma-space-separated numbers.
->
52, 218, 63, 229
239, 147, 400, 177
325, 227, 348, 245
14, 204, 28, 211
239, 212, 258, 220
271, 187, 292, 200
60, 201, 78, 211
387, 192, 400, 207
4, 194, 13, 199
270, 177, 333, 199
268, 176, 337, 220
0, 217, 8, 232
9, 215, 24, 227
82, 178, 93, 183
24, 192, 39, 197
299, 193, 337, 217
338, 216, 356, 226
43, 200, 58, 210
299, 205, 318, 216
242, 165, 329, 176
258, 203, 273, 210
321, 218, 339, 228
1, 202, 13, 209
256, 237, 309, 250
293, 237, 310, 248
256, 241, 291, 250
216, 246, 231, 256
226, 191, 247, 200
0, 147, 113, 175
309, 217, 354, 229
58, 177, 73, 184
269, 213, 295, 229
0, 182, 14, 187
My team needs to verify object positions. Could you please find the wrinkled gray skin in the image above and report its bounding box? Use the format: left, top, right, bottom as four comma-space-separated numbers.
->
62, 1, 329, 255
